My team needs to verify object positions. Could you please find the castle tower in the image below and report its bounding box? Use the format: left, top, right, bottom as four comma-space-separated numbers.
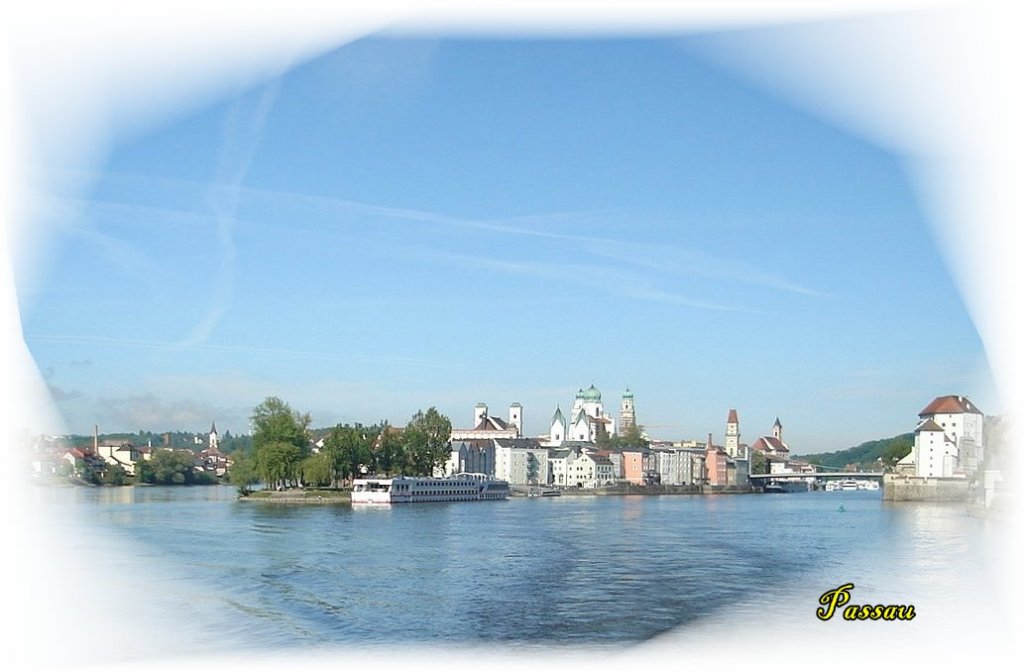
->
619, 389, 636, 434
772, 417, 783, 442
508, 403, 523, 437
725, 409, 739, 458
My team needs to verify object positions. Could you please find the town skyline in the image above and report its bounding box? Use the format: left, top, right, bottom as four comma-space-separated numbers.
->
47, 387, 993, 459
8, 8, 1011, 458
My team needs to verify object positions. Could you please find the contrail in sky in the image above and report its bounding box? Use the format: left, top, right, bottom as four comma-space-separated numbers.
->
176, 80, 280, 349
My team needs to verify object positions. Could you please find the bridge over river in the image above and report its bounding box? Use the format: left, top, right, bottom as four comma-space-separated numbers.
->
749, 471, 883, 482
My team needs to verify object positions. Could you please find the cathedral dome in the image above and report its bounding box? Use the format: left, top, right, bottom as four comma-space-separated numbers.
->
582, 384, 602, 402
622, 388, 633, 399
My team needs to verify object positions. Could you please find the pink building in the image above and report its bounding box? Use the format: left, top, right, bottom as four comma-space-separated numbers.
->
705, 433, 728, 487
621, 449, 647, 485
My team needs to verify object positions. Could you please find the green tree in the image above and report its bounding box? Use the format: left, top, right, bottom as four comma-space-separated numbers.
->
751, 451, 768, 475
102, 464, 127, 486
79, 460, 103, 485
226, 449, 260, 496
135, 457, 155, 484
403, 408, 452, 476
144, 449, 199, 485
613, 424, 649, 449
300, 452, 334, 488
220, 432, 253, 455
251, 397, 311, 489
372, 423, 404, 475
881, 435, 914, 470
193, 470, 218, 485
256, 440, 305, 489
322, 423, 373, 486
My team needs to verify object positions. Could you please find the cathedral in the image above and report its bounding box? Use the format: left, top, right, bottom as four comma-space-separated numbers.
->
546, 385, 626, 446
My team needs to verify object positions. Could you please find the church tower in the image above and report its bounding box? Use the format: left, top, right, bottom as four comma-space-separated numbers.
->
508, 403, 523, 437
209, 422, 219, 451
619, 389, 636, 435
772, 417, 783, 442
474, 403, 488, 428
725, 409, 740, 458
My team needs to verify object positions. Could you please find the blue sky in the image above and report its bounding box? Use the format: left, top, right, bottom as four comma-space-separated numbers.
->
13, 28, 999, 453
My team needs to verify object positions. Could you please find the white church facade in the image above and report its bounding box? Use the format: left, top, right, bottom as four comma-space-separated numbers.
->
450, 402, 523, 442
545, 385, 622, 447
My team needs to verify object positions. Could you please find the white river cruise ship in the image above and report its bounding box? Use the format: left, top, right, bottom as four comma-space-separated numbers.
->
351, 473, 510, 504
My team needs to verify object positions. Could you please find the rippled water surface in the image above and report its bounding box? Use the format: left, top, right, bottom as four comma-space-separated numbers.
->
28, 484, 1012, 665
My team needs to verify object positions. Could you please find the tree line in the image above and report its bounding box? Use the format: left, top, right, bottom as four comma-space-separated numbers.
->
63, 429, 249, 453
228, 396, 453, 495
56, 445, 221, 486
796, 433, 914, 471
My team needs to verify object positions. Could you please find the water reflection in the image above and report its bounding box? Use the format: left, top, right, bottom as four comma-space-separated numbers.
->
23, 486, 1011, 666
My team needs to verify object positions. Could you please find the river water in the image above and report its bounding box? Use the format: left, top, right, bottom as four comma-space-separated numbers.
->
15, 484, 1020, 671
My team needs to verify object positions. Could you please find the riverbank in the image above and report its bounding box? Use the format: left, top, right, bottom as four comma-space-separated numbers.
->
552, 484, 753, 496
239, 483, 755, 503
239, 488, 351, 504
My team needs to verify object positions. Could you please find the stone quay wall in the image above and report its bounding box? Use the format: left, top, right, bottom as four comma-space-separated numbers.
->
882, 473, 969, 502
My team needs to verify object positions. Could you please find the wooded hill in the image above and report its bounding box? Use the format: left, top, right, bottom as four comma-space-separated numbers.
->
795, 433, 914, 470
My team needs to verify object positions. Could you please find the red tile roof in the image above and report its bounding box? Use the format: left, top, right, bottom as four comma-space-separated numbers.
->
751, 436, 789, 453
919, 395, 982, 416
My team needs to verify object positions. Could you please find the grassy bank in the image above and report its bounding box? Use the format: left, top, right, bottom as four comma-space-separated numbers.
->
239, 488, 351, 504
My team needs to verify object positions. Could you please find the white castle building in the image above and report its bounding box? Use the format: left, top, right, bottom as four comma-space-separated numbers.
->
904, 394, 984, 478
